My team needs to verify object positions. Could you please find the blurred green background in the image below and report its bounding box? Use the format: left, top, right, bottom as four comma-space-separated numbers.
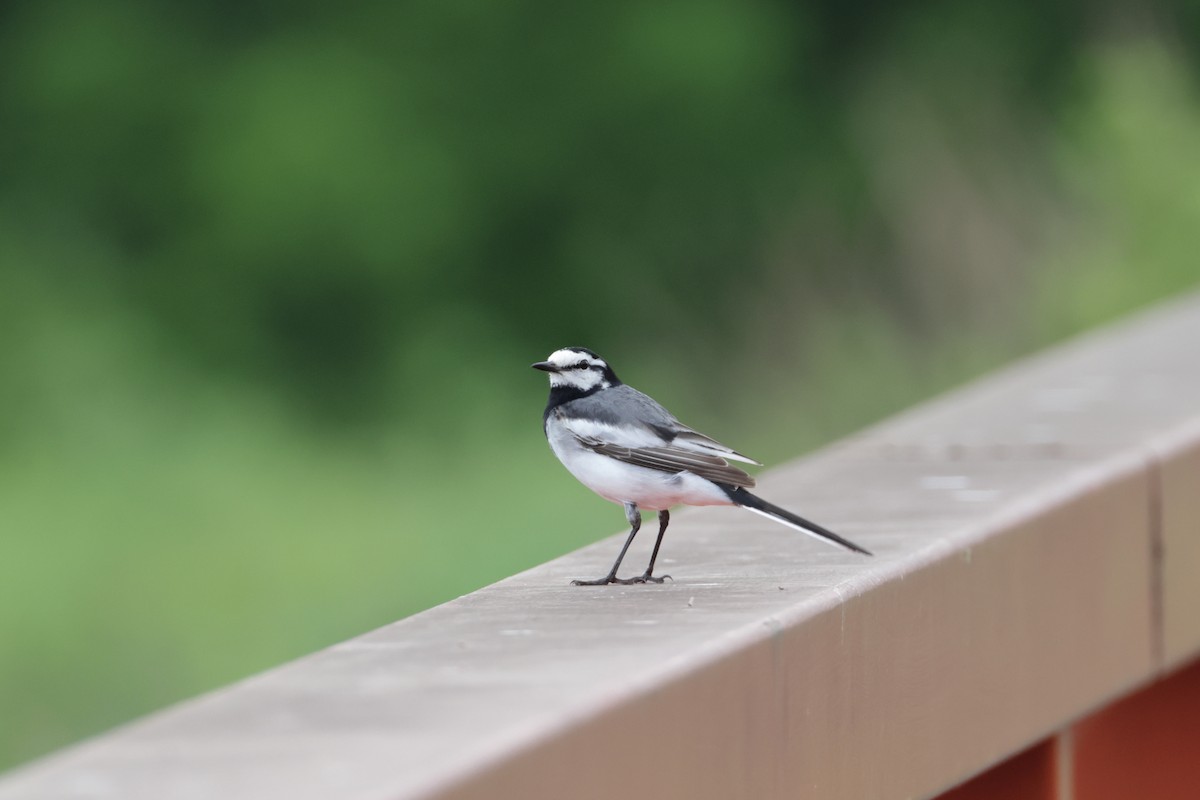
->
2, 0, 1200, 772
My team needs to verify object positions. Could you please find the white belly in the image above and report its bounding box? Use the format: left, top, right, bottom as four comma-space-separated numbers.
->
546, 421, 732, 511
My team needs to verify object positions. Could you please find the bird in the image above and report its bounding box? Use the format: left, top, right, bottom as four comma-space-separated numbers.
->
532, 346, 871, 585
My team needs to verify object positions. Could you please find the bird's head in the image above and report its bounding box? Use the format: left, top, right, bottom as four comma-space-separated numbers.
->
532, 347, 620, 392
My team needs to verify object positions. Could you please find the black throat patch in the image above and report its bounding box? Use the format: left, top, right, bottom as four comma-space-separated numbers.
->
543, 381, 609, 427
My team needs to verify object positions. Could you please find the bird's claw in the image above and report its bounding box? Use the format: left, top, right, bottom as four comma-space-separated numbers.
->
570, 573, 672, 586
571, 576, 617, 586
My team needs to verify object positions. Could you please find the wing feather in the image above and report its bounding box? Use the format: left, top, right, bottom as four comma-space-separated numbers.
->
670, 427, 761, 465
577, 437, 756, 489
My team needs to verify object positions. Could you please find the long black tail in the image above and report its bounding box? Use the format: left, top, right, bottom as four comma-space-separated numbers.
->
722, 486, 872, 556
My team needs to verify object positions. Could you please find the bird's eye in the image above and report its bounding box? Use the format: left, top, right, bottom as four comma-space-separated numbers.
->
574, 362, 590, 370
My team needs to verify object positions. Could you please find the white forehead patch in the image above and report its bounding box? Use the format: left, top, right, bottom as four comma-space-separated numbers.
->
546, 348, 605, 369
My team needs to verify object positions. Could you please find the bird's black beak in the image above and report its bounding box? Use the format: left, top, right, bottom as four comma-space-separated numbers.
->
531, 361, 558, 372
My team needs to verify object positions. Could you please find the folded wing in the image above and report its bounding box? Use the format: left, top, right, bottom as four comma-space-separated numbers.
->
576, 436, 756, 489
668, 426, 761, 465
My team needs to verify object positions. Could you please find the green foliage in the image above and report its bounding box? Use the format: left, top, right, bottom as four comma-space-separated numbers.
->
1, 0, 1199, 772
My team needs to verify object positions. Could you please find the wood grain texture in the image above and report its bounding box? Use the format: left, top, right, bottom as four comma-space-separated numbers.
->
2, 292, 1200, 800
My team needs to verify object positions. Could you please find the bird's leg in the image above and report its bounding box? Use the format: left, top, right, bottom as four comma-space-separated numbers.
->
633, 509, 672, 584
571, 502, 643, 586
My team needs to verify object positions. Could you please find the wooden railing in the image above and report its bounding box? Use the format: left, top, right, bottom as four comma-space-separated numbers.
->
2, 293, 1199, 800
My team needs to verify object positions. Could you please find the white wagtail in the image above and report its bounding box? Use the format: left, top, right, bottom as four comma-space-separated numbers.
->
533, 347, 871, 585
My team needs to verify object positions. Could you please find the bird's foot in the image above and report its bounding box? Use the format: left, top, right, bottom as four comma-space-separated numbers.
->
570, 573, 671, 586
571, 574, 620, 586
